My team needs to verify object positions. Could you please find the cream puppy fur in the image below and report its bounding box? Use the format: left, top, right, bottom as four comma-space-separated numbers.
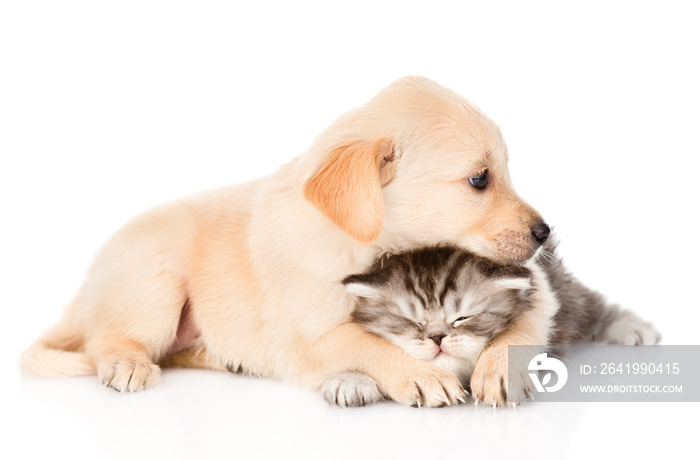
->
21, 76, 553, 407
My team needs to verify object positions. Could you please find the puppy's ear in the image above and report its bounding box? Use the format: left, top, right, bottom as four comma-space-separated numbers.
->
304, 138, 396, 244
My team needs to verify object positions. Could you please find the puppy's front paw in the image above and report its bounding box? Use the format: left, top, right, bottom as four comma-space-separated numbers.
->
99, 356, 161, 392
470, 342, 532, 407
382, 361, 466, 408
322, 372, 386, 407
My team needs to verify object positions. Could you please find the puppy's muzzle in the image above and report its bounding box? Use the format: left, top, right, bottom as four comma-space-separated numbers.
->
531, 222, 551, 246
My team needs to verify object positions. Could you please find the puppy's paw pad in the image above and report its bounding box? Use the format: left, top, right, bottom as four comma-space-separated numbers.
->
322, 372, 385, 407
99, 357, 161, 392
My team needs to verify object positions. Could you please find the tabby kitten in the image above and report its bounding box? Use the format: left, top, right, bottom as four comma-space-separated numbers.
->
323, 239, 661, 407
322, 245, 539, 407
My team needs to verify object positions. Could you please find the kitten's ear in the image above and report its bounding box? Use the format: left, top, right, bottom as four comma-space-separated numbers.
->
304, 138, 397, 244
495, 277, 532, 291
342, 275, 381, 300
344, 282, 380, 300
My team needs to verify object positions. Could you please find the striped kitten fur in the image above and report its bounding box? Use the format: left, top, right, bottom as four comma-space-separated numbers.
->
323, 239, 661, 407
323, 245, 540, 407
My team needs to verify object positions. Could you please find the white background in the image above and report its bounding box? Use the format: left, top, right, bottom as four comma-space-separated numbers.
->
1, 1, 698, 459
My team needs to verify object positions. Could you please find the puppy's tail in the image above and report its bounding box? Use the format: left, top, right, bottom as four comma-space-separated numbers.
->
19, 320, 96, 377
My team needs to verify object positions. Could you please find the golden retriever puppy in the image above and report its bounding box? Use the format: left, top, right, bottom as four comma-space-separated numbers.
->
20, 76, 555, 407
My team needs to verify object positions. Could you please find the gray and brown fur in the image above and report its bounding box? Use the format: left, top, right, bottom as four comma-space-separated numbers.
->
323, 245, 538, 407
323, 238, 661, 407
538, 237, 661, 349
344, 246, 535, 344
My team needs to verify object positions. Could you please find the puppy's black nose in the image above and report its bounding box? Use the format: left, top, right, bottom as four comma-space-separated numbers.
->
531, 222, 551, 246
429, 334, 446, 346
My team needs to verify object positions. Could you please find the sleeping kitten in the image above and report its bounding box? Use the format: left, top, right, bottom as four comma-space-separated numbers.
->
322, 245, 541, 407
323, 240, 661, 407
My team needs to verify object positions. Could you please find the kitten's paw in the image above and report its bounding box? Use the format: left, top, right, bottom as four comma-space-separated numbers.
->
383, 361, 466, 408
470, 341, 533, 407
599, 306, 661, 345
99, 356, 161, 392
322, 372, 386, 407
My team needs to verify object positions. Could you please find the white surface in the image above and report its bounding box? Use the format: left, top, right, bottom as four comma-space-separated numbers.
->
15, 372, 696, 460
1, 2, 698, 459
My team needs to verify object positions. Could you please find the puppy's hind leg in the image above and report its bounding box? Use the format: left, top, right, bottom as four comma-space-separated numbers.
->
81, 236, 190, 392
92, 338, 163, 392
85, 280, 187, 392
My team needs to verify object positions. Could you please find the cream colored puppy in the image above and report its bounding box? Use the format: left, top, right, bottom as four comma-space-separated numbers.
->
21, 76, 553, 407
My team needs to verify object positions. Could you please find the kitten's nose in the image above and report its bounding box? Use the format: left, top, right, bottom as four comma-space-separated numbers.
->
531, 222, 551, 246
429, 334, 446, 346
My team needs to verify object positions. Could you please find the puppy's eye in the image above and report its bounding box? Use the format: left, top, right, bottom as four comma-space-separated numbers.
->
468, 169, 488, 189
452, 316, 472, 327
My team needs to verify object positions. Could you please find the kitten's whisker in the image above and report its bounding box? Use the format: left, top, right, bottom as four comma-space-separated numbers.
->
537, 248, 555, 264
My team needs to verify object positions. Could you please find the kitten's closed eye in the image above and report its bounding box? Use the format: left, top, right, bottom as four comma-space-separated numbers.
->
452, 316, 473, 328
